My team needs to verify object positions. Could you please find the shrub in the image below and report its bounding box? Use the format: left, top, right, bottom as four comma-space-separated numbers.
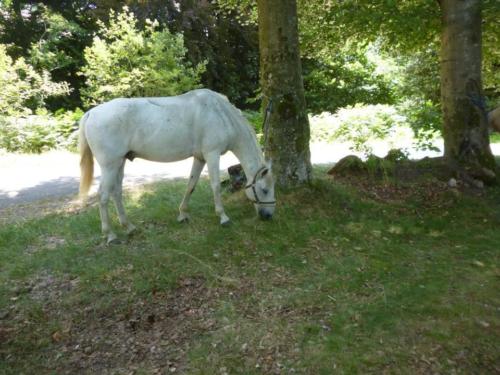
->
398, 99, 441, 151
0, 109, 82, 153
80, 7, 205, 106
0, 43, 75, 153
302, 48, 396, 115
0, 44, 70, 116
243, 110, 263, 132
310, 104, 414, 156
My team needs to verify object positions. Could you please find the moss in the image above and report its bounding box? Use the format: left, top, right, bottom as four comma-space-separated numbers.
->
328, 155, 366, 176
277, 93, 298, 120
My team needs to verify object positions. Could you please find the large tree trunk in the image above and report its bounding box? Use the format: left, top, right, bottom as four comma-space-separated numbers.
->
257, 0, 312, 187
440, 0, 496, 182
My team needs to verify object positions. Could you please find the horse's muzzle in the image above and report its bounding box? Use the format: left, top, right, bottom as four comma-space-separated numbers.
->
258, 208, 273, 220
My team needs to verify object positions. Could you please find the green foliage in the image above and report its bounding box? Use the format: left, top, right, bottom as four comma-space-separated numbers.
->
310, 104, 412, 155
392, 48, 440, 104
298, 0, 441, 58
0, 0, 496, 152
0, 115, 57, 153
297, 0, 499, 140
0, 42, 75, 153
243, 110, 263, 134
482, 0, 500, 93
217, 0, 257, 24
28, 6, 87, 74
80, 7, 205, 106
0, 44, 70, 116
0, 2, 91, 110
333, 105, 407, 155
26, 4, 89, 110
0, 109, 82, 153
490, 133, 500, 144
303, 46, 396, 114
398, 99, 442, 151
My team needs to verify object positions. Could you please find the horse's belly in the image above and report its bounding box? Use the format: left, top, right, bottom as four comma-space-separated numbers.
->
131, 132, 195, 163
136, 149, 194, 163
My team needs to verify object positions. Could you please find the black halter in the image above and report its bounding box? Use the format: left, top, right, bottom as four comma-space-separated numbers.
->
245, 166, 276, 206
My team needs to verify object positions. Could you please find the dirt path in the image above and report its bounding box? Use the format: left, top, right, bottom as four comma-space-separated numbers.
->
1, 141, 497, 220
0, 144, 344, 211
0, 150, 238, 210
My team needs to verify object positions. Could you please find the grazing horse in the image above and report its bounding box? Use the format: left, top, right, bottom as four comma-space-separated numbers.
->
79, 89, 276, 244
488, 106, 500, 133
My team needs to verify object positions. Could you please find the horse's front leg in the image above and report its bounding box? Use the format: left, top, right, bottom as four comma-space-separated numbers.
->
205, 153, 230, 226
178, 157, 206, 223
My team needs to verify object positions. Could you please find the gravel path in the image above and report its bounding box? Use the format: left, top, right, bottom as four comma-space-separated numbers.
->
1, 141, 498, 210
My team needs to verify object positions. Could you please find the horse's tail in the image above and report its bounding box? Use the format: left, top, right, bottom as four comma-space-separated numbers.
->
79, 112, 94, 201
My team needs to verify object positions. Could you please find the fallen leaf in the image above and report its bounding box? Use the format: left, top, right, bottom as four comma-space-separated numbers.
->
52, 331, 62, 342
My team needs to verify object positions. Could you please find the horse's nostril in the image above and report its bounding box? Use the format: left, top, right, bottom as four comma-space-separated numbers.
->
259, 209, 273, 220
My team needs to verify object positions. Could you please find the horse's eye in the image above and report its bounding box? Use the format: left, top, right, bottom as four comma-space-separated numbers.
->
262, 188, 269, 195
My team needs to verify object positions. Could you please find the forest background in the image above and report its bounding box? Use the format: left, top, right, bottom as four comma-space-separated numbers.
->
1, 0, 498, 154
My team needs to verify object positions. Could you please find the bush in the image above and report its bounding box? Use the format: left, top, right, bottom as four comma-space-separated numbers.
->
310, 104, 414, 155
243, 110, 263, 132
0, 43, 76, 153
0, 109, 82, 153
302, 48, 396, 115
0, 44, 70, 116
398, 99, 441, 151
80, 6, 205, 106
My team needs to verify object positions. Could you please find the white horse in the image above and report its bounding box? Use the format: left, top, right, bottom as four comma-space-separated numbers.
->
79, 89, 276, 244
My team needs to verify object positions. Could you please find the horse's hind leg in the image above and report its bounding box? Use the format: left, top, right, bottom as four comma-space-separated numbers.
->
205, 153, 230, 226
98, 162, 121, 244
113, 159, 136, 235
178, 157, 206, 223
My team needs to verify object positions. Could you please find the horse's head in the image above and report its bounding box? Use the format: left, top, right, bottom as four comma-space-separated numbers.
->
245, 163, 276, 220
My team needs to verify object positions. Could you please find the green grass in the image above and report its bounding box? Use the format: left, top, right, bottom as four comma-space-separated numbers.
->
490, 133, 500, 144
1, 170, 499, 374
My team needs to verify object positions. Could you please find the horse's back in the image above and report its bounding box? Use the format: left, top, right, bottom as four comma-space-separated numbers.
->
82, 89, 245, 163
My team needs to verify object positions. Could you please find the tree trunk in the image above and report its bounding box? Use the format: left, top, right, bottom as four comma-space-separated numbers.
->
257, 0, 312, 187
440, 0, 496, 182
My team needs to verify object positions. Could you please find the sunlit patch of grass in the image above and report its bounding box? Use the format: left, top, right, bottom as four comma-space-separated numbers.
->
490, 133, 500, 143
1, 170, 499, 373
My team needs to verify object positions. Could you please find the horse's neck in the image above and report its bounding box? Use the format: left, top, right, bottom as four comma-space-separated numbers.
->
231, 131, 264, 181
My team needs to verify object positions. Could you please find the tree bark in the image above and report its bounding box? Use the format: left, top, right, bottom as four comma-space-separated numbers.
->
440, 0, 496, 182
257, 0, 312, 187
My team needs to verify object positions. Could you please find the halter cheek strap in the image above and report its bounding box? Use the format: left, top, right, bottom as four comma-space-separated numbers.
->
245, 166, 276, 206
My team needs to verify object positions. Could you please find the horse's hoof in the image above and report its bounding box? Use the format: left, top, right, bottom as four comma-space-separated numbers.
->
126, 224, 137, 236
177, 214, 190, 224
106, 234, 121, 245
221, 219, 231, 227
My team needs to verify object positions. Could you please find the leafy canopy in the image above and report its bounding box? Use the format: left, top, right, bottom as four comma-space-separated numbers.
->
0, 44, 70, 116
80, 6, 206, 106
28, 5, 87, 74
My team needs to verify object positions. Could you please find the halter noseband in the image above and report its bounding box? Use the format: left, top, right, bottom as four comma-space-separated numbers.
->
245, 166, 276, 206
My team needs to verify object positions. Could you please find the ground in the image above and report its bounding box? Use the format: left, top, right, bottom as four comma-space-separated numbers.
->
1, 149, 499, 374
4, 140, 482, 209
